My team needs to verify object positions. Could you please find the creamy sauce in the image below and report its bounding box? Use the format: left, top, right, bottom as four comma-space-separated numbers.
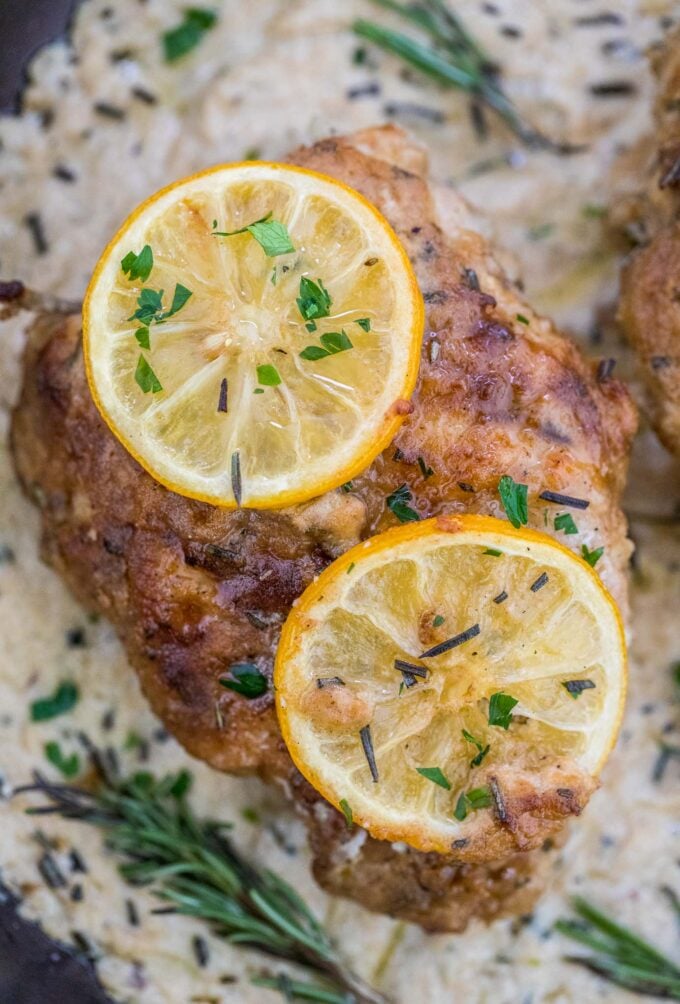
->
1, 1, 680, 1001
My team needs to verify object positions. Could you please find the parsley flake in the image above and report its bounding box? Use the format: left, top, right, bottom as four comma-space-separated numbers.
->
416, 766, 451, 790
356, 317, 371, 331
483, 548, 502, 557
454, 785, 492, 821
555, 513, 578, 535
562, 679, 596, 699
213, 212, 295, 257
433, 614, 445, 627
300, 330, 353, 361
45, 741, 80, 778
121, 244, 153, 282
516, 313, 530, 325
498, 475, 528, 529
339, 799, 354, 827
297, 277, 332, 322
135, 355, 163, 394
257, 364, 281, 387
488, 692, 518, 729
163, 7, 218, 63
462, 729, 490, 767
135, 327, 150, 350
417, 456, 434, 479
128, 283, 192, 325
31, 681, 79, 722
581, 544, 604, 567
219, 663, 267, 699
386, 483, 420, 523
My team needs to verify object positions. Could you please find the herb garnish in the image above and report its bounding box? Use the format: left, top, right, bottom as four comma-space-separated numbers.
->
516, 313, 529, 325
163, 7, 218, 63
296, 277, 332, 322
420, 623, 480, 658
539, 490, 590, 510
257, 364, 281, 387
563, 679, 596, 699
483, 548, 502, 556
488, 692, 518, 729
44, 741, 80, 778
219, 663, 267, 699
498, 475, 528, 528
121, 244, 153, 282
416, 766, 451, 790
339, 799, 354, 827
555, 513, 578, 535
582, 544, 604, 568
353, 1, 574, 152
454, 785, 492, 821
213, 213, 295, 257
359, 724, 379, 782
462, 729, 490, 767
31, 681, 79, 722
386, 483, 420, 523
300, 330, 353, 361
18, 762, 387, 1004
433, 614, 445, 627
356, 317, 372, 331
135, 354, 162, 394
556, 895, 680, 999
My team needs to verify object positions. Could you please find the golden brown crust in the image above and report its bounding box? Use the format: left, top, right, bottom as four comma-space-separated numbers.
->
618, 28, 680, 453
10, 126, 635, 930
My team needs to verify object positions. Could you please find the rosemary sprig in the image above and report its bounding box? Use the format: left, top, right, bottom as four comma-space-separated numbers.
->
16, 760, 388, 1004
556, 895, 680, 999
353, 0, 579, 153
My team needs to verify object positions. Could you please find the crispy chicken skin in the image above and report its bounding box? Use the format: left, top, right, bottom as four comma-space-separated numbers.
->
10, 127, 635, 931
618, 28, 680, 454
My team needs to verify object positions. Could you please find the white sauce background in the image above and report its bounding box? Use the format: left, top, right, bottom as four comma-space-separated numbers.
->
1, 1, 680, 1001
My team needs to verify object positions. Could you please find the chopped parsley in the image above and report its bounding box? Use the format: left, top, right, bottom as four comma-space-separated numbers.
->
516, 313, 530, 325
31, 681, 79, 722
257, 364, 281, 387
462, 729, 490, 767
454, 785, 492, 821
297, 277, 332, 322
213, 212, 295, 257
219, 663, 267, 699
433, 614, 445, 627
581, 543, 604, 567
562, 679, 596, 699
44, 740, 80, 778
346, 562, 356, 574
339, 799, 353, 827
416, 766, 451, 790
356, 317, 371, 331
488, 691, 518, 730
300, 330, 353, 361
135, 327, 150, 350
498, 475, 528, 529
341, 482, 354, 492
483, 548, 502, 557
555, 513, 578, 535
121, 244, 153, 282
135, 355, 163, 394
163, 7, 218, 63
386, 483, 420, 523
128, 283, 192, 325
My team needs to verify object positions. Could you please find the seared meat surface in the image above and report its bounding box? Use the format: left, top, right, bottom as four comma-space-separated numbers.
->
618, 28, 680, 454
10, 127, 635, 930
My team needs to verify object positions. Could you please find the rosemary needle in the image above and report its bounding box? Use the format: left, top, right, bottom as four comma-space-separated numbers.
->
16, 758, 388, 1004
353, 0, 581, 153
556, 896, 680, 999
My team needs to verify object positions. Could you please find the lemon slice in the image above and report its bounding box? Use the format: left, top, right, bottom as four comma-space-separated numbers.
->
275, 515, 626, 858
83, 163, 423, 508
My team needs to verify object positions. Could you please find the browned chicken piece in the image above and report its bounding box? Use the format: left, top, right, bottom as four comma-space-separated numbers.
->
618, 28, 680, 454
9, 126, 636, 931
